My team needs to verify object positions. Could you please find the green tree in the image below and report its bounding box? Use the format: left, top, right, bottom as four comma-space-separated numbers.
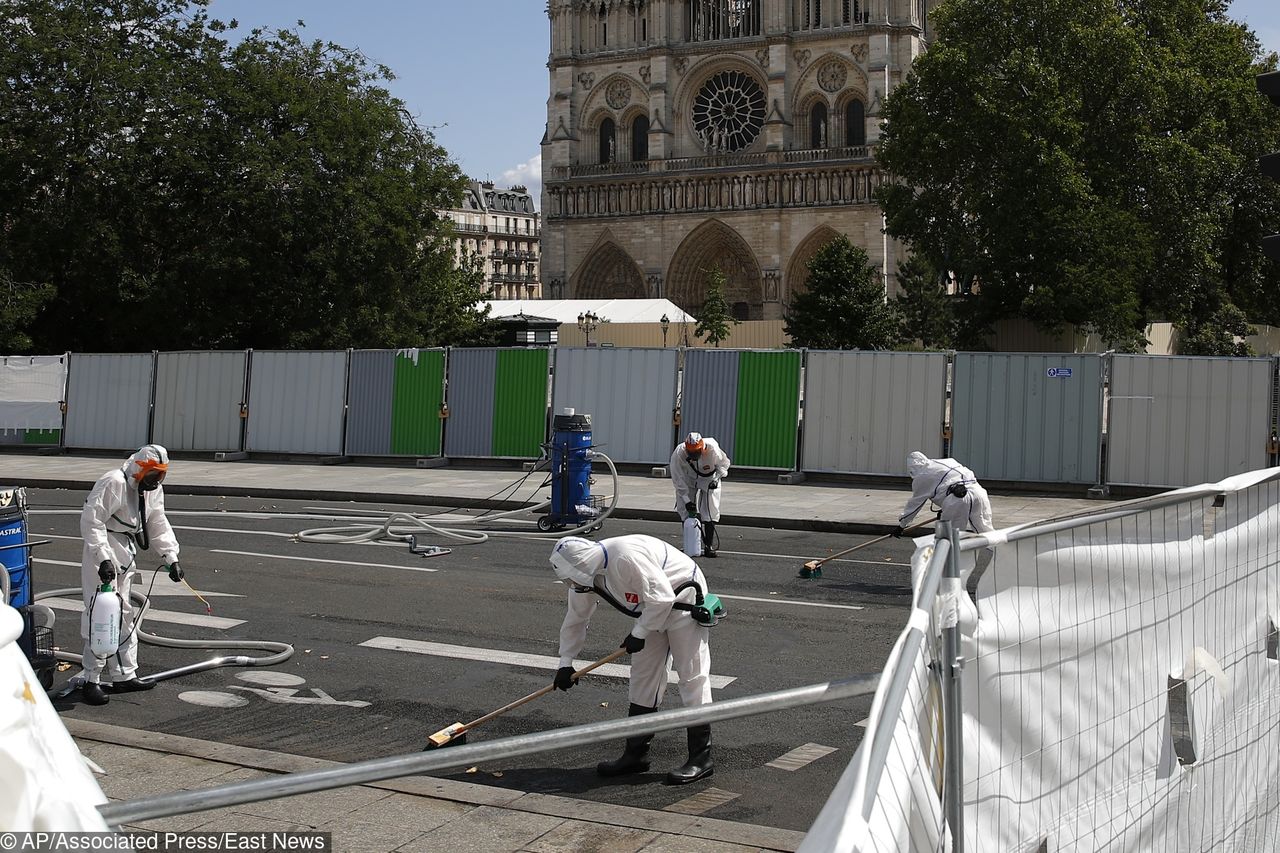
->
1180, 301, 1256, 356
0, 268, 54, 352
0, 0, 491, 352
694, 268, 737, 347
785, 236, 899, 349
891, 255, 955, 350
876, 0, 1280, 348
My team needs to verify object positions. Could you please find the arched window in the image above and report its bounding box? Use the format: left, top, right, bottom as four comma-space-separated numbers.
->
631, 114, 649, 161
809, 102, 828, 149
599, 117, 616, 164
845, 100, 865, 146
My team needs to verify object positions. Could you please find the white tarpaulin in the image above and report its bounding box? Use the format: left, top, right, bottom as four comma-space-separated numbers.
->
0, 607, 108, 830
964, 468, 1280, 851
800, 468, 1280, 852
0, 355, 66, 432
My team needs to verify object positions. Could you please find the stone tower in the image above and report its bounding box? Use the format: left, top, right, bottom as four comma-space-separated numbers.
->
541, 0, 933, 320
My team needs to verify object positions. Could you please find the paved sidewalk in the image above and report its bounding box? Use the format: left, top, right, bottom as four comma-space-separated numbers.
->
1, 453, 1105, 533
70, 720, 804, 852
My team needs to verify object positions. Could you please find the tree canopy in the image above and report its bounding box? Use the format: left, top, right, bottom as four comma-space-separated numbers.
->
785, 236, 899, 349
0, 0, 492, 352
876, 0, 1280, 350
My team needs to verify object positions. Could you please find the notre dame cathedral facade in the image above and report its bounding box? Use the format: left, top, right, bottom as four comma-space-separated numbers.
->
541, 0, 933, 319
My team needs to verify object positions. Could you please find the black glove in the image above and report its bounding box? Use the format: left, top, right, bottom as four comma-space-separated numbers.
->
98, 560, 115, 584
708, 479, 718, 490
167, 562, 184, 583
891, 526, 905, 538
553, 666, 576, 691
620, 633, 645, 654
684, 501, 697, 516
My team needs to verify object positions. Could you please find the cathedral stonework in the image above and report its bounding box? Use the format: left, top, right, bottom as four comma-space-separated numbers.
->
543, 0, 934, 318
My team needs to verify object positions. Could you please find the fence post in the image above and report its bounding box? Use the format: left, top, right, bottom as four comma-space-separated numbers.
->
940, 519, 965, 852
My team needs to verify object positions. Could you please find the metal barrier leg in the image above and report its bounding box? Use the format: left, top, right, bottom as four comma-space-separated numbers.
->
940, 521, 965, 853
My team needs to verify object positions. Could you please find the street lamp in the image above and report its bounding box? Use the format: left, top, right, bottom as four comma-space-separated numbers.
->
577, 311, 600, 346
660, 313, 670, 348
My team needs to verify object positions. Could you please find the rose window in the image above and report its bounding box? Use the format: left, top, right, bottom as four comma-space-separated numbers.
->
691, 70, 766, 153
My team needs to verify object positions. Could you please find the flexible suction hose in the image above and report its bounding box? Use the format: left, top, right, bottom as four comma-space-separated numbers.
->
294, 452, 622, 546
37, 585, 294, 685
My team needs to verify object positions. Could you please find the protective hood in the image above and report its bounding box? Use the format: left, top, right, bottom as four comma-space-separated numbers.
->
906, 451, 930, 478
550, 537, 607, 587
123, 444, 170, 488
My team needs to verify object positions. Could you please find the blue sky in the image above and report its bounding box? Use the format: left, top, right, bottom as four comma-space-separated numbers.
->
206, 0, 1279, 206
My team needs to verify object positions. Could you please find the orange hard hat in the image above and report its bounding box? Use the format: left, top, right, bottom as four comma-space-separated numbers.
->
685, 432, 705, 454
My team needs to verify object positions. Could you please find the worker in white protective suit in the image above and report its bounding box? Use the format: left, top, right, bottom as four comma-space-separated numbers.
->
77, 445, 183, 706
550, 535, 715, 785
671, 432, 730, 557
894, 451, 994, 537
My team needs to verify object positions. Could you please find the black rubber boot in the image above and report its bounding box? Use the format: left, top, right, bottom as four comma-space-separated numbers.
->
597, 703, 656, 777
703, 521, 717, 557
665, 724, 713, 785
109, 678, 154, 693
82, 682, 109, 706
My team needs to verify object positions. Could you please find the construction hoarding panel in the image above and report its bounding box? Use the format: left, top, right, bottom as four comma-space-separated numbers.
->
491, 348, 549, 459
344, 350, 395, 456
550, 347, 678, 465
1107, 354, 1272, 488
734, 350, 802, 470
952, 353, 1103, 484
681, 349, 740, 463
245, 351, 347, 455
64, 353, 154, 450
152, 351, 246, 452
391, 349, 446, 457
801, 350, 947, 475
443, 348, 497, 458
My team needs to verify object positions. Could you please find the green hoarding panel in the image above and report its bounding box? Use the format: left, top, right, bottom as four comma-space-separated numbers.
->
492, 349, 549, 457
22, 429, 60, 445
391, 350, 445, 456
734, 351, 801, 469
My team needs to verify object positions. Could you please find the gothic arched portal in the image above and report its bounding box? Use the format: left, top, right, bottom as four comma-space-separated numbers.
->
571, 241, 646, 299
785, 225, 842, 306
666, 220, 763, 317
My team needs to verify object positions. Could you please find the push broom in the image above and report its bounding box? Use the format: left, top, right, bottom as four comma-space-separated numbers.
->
798, 519, 931, 579
424, 648, 629, 749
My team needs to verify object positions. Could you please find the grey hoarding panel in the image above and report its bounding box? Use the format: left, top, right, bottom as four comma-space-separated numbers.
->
551, 348, 678, 464
1108, 355, 1272, 488
681, 349, 740, 461
64, 353, 154, 450
245, 351, 347, 454
153, 351, 246, 452
345, 350, 394, 456
800, 351, 948, 475
952, 353, 1102, 484
443, 348, 496, 458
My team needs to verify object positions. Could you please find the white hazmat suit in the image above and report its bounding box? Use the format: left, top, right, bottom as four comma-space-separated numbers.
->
78, 445, 180, 698
898, 451, 993, 534
671, 433, 730, 556
550, 534, 715, 784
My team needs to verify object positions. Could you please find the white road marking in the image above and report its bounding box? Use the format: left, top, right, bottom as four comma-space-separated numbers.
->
175, 525, 292, 538
236, 671, 305, 687
717, 593, 862, 612
41, 597, 245, 629
210, 550, 439, 573
178, 690, 249, 708
229, 685, 371, 708
855, 718, 869, 728
662, 787, 741, 815
359, 637, 737, 689
766, 742, 839, 771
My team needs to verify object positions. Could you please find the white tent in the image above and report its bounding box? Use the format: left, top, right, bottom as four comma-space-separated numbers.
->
484, 299, 695, 324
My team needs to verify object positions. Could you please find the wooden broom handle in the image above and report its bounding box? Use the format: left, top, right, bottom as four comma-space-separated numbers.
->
462, 648, 629, 731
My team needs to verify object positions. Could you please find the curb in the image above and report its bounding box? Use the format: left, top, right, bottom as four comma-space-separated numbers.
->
67, 719, 806, 852
20, 478, 900, 537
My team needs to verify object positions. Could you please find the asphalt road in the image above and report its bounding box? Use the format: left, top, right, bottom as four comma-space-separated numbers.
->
26, 488, 917, 833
